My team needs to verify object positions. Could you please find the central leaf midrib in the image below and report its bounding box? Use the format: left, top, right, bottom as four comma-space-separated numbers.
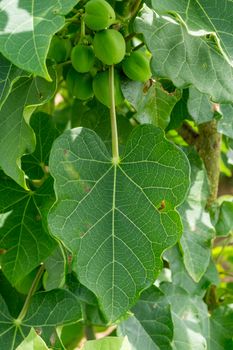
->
111, 163, 117, 320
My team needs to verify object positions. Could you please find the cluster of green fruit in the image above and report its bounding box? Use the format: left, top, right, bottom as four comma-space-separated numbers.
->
48, 0, 152, 107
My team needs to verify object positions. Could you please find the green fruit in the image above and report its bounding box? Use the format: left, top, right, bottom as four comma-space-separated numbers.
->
67, 68, 93, 100
48, 36, 71, 63
71, 44, 95, 73
122, 51, 151, 82
93, 29, 126, 65
93, 70, 124, 107
84, 0, 116, 31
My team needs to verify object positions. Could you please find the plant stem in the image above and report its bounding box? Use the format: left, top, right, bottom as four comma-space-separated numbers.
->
16, 264, 44, 323
204, 285, 218, 312
81, 302, 96, 340
178, 121, 199, 145
196, 120, 222, 208
58, 60, 72, 67
109, 65, 119, 163
179, 120, 221, 207
130, 0, 142, 19
80, 15, 85, 39
85, 325, 96, 340
120, 0, 142, 20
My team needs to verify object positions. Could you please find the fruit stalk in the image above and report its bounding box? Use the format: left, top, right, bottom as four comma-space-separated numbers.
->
109, 65, 119, 163
80, 14, 85, 38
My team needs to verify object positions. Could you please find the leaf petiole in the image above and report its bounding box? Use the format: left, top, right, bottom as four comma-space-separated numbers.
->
15, 264, 45, 323
109, 65, 120, 164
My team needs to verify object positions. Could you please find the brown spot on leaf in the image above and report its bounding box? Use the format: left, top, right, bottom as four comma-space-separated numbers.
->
143, 78, 154, 93
35, 215, 42, 221
158, 200, 166, 211
35, 328, 42, 335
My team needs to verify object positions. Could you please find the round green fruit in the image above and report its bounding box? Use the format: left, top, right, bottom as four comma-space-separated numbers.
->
48, 36, 71, 63
93, 70, 124, 107
71, 44, 95, 73
93, 29, 126, 65
122, 50, 151, 82
67, 68, 93, 100
84, 0, 116, 31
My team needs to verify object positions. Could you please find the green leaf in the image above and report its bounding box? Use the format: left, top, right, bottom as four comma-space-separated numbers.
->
218, 104, 233, 139
66, 273, 107, 326
0, 271, 25, 318
208, 306, 233, 349
119, 316, 160, 350
14, 267, 42, 295
0, 289, 82, 349
0, 174, 56, 284
0, 54, 29, 108
165, 246, 219, 298
187, 87, 213, 124
66, 273, 98, 307
151, 0, 233, 65
179, 149, 215, 282
187, 87, 233, 138
22, 112, 60, 180
214, 200, 233, 236
59, 322, 84, 350
118, 286, 173, 350
160, 283, 208, 350
16, 328, 49, 350
43, 244, 66, 291
0, 1, 78, 79
0, 294, 22, 350
135, 6, 233, 103
71, 99, 133, 149
167, 89, 190, 130
23, 289, 82, 327
0, 70, 56, 189
83, 337, 131, 350
122, 80, 181, 129
48, 125, 190, 322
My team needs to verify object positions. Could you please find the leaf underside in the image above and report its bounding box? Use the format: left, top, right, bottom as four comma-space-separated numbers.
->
48, 125, 190, 322
135, 6, 233, 103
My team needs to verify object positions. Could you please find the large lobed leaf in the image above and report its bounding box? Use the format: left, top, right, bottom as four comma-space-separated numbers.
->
165, 246, 219, 298
118, 286, 173, 350
22, 112, 60, 180
0, 289, 82, 349
0, 173, 56, 285
151, 0, 233, 65
48, 125, 190, 322
135, 6, 233, 103
160, 283, 208, 350
208, 306, 233, 349
0, 54, 28, 108
122, 80, 181, 130
0, 0, 78, 79
0, 70, 56, 189
179, 150, 215, 282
